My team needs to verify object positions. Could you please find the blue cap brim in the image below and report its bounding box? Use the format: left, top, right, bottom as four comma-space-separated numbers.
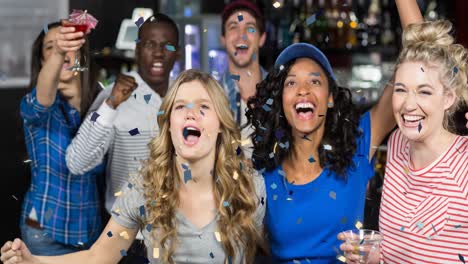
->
274, 43, 336, 81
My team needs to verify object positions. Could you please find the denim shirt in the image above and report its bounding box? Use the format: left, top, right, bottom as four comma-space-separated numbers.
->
221, 66, 268, 124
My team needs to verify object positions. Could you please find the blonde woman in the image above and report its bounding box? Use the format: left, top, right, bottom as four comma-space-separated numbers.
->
1, 69, 266, 264
341, 20, 468, 264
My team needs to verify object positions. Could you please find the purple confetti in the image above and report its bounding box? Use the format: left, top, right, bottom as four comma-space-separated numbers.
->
128, 128, 140, 136
90, 112, 100, 122
261, 197, 265, 205
275, 129, 284, 139
135, 17, 144, 28
200, 110, 205, 116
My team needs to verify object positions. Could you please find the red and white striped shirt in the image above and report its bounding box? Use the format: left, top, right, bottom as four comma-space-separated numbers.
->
379, 129, 468, 264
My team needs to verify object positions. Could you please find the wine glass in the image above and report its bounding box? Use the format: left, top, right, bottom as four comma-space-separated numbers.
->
343, 229, 382, 264
61, 20, 89, 72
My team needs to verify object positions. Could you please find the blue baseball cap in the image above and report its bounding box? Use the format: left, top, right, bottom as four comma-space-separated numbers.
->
274, 43, 336, 81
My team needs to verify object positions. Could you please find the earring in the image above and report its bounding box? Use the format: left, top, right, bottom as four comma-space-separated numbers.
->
327, 102, 334, 108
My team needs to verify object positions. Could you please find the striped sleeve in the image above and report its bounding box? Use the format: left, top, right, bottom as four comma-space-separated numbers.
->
66, 96, 116, 175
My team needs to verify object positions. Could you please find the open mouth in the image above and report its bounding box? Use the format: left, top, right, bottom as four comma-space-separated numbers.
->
151, 62, 164, 74
235, 44, 248, 54
182, 126, 201, 145
295, 102, 315, 120
402, 114, 424, 123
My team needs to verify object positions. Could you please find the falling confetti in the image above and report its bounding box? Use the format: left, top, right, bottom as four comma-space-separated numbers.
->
306, 9, 323, 26
153, 247, 160, 258
139, 205, 145, 216
455, 224, 462, 229
214, 231, 221, 242
454, 67, 459, 74
233, 171, 239, 180
459, 254, 466, 264
223, 201, 230, 207
107, 231, 113, 237
43, 24, 48, 34
266, 98, 274, 105
135, 17, 144, 28
269, 152, 275, 159
210, 252, 215, 258
184, 169, 192, 184
165, 44, 176, 52
323, 144, 332, 150
90, 112, 100, 122
237, 13, 243, 22
149, 16, 155, 22
144, 94, 152, 104
416, 221, 424, 229
230, 74, 240, 81
271, 183, 278, 190
418, 121, 422, 133
146, 224, 152, 232
114, 191, 122, 197
128, 182, 134, 189
262, 104, 272, 112
128, 128, 140, 136
329, 191, 336, 200
421, 67, 425, 72
337, 255, 346, 262
279, 65, 285, 71
308, 155, 315, 163
11, 195, 18, 201
355, 221, 363, 229
157, 110, 165, 116
119, 231, 129, 240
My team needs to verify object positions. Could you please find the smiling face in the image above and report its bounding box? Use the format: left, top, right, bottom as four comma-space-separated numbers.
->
393, 61, 455, 142
136, 22, 179, 90
221, 10, 266, 68
170, 80, 221, 162
282, 58, 334, 138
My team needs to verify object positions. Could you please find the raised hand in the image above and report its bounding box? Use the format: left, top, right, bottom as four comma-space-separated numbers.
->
0, 238, 37, 264
106, 74, 138, 108
55, 20, 86, 56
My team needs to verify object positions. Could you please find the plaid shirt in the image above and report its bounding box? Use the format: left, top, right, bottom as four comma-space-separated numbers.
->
20, 88, 103, 246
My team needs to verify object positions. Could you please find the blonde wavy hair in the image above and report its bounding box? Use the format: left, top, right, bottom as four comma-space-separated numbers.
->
395, 20, 468, 133
141, 69, 263, 263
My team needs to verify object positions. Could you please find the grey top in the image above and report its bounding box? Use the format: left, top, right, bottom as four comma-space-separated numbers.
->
111, 172, 266, 264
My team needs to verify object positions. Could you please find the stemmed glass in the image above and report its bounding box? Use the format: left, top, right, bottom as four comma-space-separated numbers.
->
61, 20, 89, 72
343, 229, 382, 264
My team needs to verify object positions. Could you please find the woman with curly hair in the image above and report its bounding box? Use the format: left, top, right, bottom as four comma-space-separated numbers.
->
1, 69, 266, 264
243, 2, 423, 260
341, 19, 468, 264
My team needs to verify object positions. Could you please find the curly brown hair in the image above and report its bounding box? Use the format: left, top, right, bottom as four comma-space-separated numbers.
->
141, 69, 263, 263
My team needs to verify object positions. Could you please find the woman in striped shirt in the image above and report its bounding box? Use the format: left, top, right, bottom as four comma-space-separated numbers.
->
342, 20, 468, 264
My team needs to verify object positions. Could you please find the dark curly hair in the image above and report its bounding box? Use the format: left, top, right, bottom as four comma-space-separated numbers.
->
245, 59, 362, 179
